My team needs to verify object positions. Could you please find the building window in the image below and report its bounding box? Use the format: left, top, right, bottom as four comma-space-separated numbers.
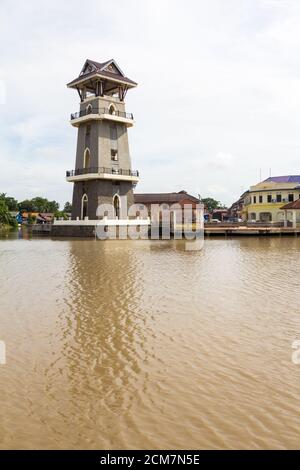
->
113, 194, 120, 219
85, 125, 91, 147
259, 195, 263, 203
276, 194, 282, 203
111, 149, 118, 161
288, 194, 294, 202
81, 194, 88, 220
253, 196, 257, 204
267, 195, 272, 203
110, 124, 118, 141
277, 212, 284, 221
110, 124, 118, 161
83, 148, 91, 169
260, 212, 272, 223
250, 213, 256, 220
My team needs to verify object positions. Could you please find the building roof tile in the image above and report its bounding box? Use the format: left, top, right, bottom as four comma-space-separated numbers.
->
134, 192, 200, 204
263, 175, 300, 184
280, 199, 300, 210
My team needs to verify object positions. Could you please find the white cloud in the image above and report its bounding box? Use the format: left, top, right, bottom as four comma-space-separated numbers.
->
206, 185, 229, 197
0, 79, 6, 105
210, 153, 236, 169
0, 0, 300, 207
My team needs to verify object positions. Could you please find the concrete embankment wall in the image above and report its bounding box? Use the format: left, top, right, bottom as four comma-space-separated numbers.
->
33, 223, 300, 238
51, 225, 95, 237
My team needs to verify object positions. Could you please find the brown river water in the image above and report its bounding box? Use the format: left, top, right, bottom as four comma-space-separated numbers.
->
0, 232, 300, 449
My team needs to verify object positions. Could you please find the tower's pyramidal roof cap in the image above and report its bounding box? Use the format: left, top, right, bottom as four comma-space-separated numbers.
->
67, 59, 137, 88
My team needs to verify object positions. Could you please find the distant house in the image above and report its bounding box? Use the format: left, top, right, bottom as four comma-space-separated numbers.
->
36, 213, 54, 224
280, 199, 300, 227
19, 212, 54, 224
20, 212, 40, 223
228, 191, 249, 221
134, 190, 200, 222
211, 208, 229, 222
245, 175, 300, 223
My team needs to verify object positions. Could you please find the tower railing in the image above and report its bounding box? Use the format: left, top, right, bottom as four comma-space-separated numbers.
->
66, 167, 139, 178
70, 108, 134, 120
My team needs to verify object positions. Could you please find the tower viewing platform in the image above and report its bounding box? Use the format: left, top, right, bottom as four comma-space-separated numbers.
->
66, 167, 139, 183
70, 107, 134, 128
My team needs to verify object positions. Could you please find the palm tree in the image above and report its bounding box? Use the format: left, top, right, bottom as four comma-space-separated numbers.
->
0, 198, 15, 227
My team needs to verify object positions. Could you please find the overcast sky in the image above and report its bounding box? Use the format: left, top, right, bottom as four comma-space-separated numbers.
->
1, 0, 300, 207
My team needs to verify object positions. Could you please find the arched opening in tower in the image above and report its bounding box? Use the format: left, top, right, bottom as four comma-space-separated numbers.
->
113, 195, 120, 219
82, 194, 88, 219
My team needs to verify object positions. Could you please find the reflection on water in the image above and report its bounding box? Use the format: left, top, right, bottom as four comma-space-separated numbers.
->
0, 234, 300, 449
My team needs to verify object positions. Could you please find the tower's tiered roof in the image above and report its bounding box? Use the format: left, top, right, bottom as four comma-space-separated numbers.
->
67, 59, 137, 88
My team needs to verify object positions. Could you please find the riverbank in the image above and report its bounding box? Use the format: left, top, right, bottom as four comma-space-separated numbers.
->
30, 222, 300, 238
0, 224, 16, 233
205, 225, 300, 236
5, 223, 300, 240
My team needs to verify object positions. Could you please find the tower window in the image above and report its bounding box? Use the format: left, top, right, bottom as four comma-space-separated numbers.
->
83, 148, 91, 169
111, 149, 118, 161
113, 195, 120, 219
85, 125, 91, 147
110, 124, 117, 141
81, 194, 88, 220
110, 124, 118, 160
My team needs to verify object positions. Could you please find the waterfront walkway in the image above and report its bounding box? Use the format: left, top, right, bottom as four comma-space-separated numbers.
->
205, 223, 300, 236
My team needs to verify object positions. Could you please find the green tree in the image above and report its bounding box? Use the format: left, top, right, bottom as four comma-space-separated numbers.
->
30, 197, 59, 212
0, 197, 16, 227
18, 199, 36, 212
47, 200, 60, 212
30, 197, 48, 212
54, 210, 68, 220
201, 197, 225, 213
0, 193, 18, 211
63, 201, 72, 213
27, 214, 36, 225
18, 197, 60, 213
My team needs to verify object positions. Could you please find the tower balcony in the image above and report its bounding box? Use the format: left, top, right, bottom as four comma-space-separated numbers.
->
66, 167, 139, 183
70, 107, 134, 127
